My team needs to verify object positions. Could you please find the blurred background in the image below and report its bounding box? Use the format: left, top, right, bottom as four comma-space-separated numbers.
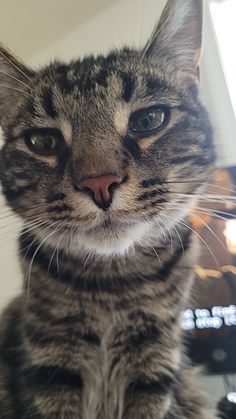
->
0, 0, 236, 413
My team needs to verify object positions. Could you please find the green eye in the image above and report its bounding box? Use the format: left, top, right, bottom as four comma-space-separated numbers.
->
129, 107, 168, 134
25, 129, 63, 156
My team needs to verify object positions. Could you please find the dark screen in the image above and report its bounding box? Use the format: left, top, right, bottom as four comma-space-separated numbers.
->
182, 168, 236, 373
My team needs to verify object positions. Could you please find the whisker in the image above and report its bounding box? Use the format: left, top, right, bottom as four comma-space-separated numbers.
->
47, 238, 59, 274
82, 249, 94, 270
65, 234, 71, 263
0, 213, 21, 221
54, 233, 64, 277
25, 224, 62, 298
160, 213, 184, 254
194, 206, 236, 221
141, 238, 161, 264
0, 50, 32, 82
172, 192, 236, 206
166, 179, 236, 194
191, 210, 228, 252
0, 84, 31, 97
21, 220, 60, 259
170, 203, 228, 253
157, 216, 173, 252
0, 69, 31, 90
0, 219, 47, 247
163, 213, 219, 268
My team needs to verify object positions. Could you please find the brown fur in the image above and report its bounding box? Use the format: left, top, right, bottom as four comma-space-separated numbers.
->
0, 1, 216, 418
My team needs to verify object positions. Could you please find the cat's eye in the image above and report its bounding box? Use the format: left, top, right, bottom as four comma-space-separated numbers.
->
24, 129, 63, 156
129, 107, 169, 134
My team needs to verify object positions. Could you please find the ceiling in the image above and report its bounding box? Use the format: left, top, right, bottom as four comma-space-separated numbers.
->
0, 0, 121, 59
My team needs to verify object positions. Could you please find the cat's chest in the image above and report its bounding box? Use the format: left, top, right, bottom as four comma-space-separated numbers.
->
81, 317, 126, 419
27, 304, 127, 419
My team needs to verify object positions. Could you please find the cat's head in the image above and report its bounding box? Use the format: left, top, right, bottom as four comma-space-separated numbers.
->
0, 0, 215, 257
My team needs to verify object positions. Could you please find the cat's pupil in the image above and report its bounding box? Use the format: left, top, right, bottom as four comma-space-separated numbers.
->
32, 136, 55, 150
131, 109, 165, 132
26, 134, 59, 155
142, 113, 157, 129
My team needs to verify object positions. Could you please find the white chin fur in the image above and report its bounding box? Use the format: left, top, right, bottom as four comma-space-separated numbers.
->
38, 201, 194, 259
67, 221, 149, 258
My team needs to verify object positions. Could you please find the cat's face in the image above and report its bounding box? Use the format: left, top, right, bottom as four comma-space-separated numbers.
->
0, 0, 215, 257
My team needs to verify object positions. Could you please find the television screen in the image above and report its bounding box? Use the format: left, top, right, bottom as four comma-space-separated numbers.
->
182, 167, 236, 373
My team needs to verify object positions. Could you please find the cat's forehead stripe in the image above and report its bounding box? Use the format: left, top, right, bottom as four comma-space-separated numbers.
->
146, 77, 168, 93
41, 87, 58, 119
120, 72, 135, 103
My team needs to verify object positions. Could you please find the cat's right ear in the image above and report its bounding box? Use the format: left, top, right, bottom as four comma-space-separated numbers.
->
142, 0, 203, 87
0, 45, 34, 130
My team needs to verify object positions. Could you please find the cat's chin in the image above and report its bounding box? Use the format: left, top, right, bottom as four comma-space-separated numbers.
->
65, 220, 150, 258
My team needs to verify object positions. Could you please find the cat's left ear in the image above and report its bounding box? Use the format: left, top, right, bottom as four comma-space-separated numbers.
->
0, 45, 35, 130
143, 0, 203, 86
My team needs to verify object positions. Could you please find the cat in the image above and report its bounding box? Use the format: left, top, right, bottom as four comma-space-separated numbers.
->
0, 0, 216, 418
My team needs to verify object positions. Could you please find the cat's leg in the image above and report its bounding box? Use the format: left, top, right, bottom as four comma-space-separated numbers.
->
120, 366, 215, 419
107, 309, 215, 419
0, 338, 84, 418
30, 386, 83, 419
0, 361, 14, 419
21, 352, 85, 419
0, 299, 24, 418
121, 367, 215, 419
0, 299, 41, 418
123, 389, 173, 419
0, 358, 84, 419
177, 367, 216, 419
106, 309, 180, 419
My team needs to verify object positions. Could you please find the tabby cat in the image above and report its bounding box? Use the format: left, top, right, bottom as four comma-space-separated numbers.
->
0, 0, 216, 418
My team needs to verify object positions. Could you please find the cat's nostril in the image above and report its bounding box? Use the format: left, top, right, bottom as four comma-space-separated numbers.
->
77, 174, 124, 211
108, 181, 119, 195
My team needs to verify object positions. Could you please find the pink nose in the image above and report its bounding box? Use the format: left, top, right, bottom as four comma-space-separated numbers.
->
78, 174, 123, 210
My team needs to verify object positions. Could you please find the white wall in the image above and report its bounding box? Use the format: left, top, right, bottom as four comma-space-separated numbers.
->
30, 0, 166, 65
200, 2, 236, 168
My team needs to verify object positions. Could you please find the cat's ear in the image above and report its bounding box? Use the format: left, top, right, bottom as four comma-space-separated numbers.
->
143, 0, 203, 86
0, 45, 34, 129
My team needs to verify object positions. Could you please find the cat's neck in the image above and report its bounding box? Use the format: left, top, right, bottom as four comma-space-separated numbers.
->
18, 227, 194, 327
19, 226, 192, 291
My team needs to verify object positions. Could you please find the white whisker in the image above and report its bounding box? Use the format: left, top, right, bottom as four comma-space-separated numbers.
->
163, 213, 219, 268
0, 50, 32, 81
0, 84, 31, 97
25, 224, 62, 298
0, 69, 31, 90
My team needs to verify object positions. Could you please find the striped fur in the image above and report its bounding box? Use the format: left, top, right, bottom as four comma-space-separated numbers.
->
0, 1, 216, 418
